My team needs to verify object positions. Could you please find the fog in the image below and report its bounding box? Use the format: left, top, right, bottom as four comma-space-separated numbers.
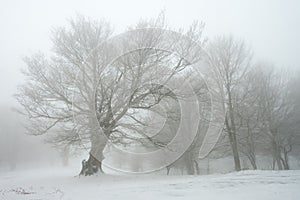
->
1, 1, 300, 199
0, 0, 300, 182
0, 106, 60, 170
1, 0, 300, 106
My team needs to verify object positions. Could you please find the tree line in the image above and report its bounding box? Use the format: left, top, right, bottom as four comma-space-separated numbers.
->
15, 14, 300, 175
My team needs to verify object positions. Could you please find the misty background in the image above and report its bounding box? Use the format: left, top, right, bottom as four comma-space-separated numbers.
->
0, 0, 300, 171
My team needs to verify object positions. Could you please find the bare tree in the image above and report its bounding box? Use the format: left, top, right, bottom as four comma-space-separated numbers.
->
204, 35, 252, 171
16, 15, 114, 175
251, 65, 298, 170
232, 68, 265, 170
16, 14, 206, 175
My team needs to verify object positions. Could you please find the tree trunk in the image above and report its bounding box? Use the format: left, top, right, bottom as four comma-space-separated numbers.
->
166, 165, 171, 175
272, 157, 276, 170
271, 140, 283, 170
276, 157, 283, 170
207, 158, 210, 174
194, 160, 200, 175
232, 139, 241, 171
80, 153, 102, 176
185, 153, 196, 175
79, 130, 108, 176
282, 146, 291, 170
248, 154, 257, 170
282, 151, 290, 170
226, 84, 242, 171
225, 116, 241, 171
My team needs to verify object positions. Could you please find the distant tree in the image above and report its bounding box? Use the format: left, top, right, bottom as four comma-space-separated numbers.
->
205, 36, 252, 171
234, 69, 262, 170
251, 65, 298, 170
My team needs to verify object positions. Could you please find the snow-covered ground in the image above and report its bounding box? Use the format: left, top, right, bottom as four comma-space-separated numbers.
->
0, 166, 300, 200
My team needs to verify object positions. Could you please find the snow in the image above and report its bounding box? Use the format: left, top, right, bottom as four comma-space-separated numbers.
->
0, 166, 300, 200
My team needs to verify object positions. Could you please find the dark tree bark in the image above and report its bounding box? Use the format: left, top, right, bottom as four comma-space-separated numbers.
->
80, 128, 108, 176
80, 153, 103, 176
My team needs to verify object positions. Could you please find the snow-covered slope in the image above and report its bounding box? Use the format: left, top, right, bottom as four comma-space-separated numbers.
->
0, 167, 299, 200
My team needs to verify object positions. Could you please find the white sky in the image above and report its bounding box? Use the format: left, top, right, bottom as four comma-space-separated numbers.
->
0, 0, 299, 105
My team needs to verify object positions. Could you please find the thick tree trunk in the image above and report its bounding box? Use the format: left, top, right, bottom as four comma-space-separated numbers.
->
79, 129, 108, 176
80, 153, 102, 176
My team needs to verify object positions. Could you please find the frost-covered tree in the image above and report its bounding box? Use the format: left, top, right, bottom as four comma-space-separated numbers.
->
204, 36, 252, 171
16, 14, 206, 175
